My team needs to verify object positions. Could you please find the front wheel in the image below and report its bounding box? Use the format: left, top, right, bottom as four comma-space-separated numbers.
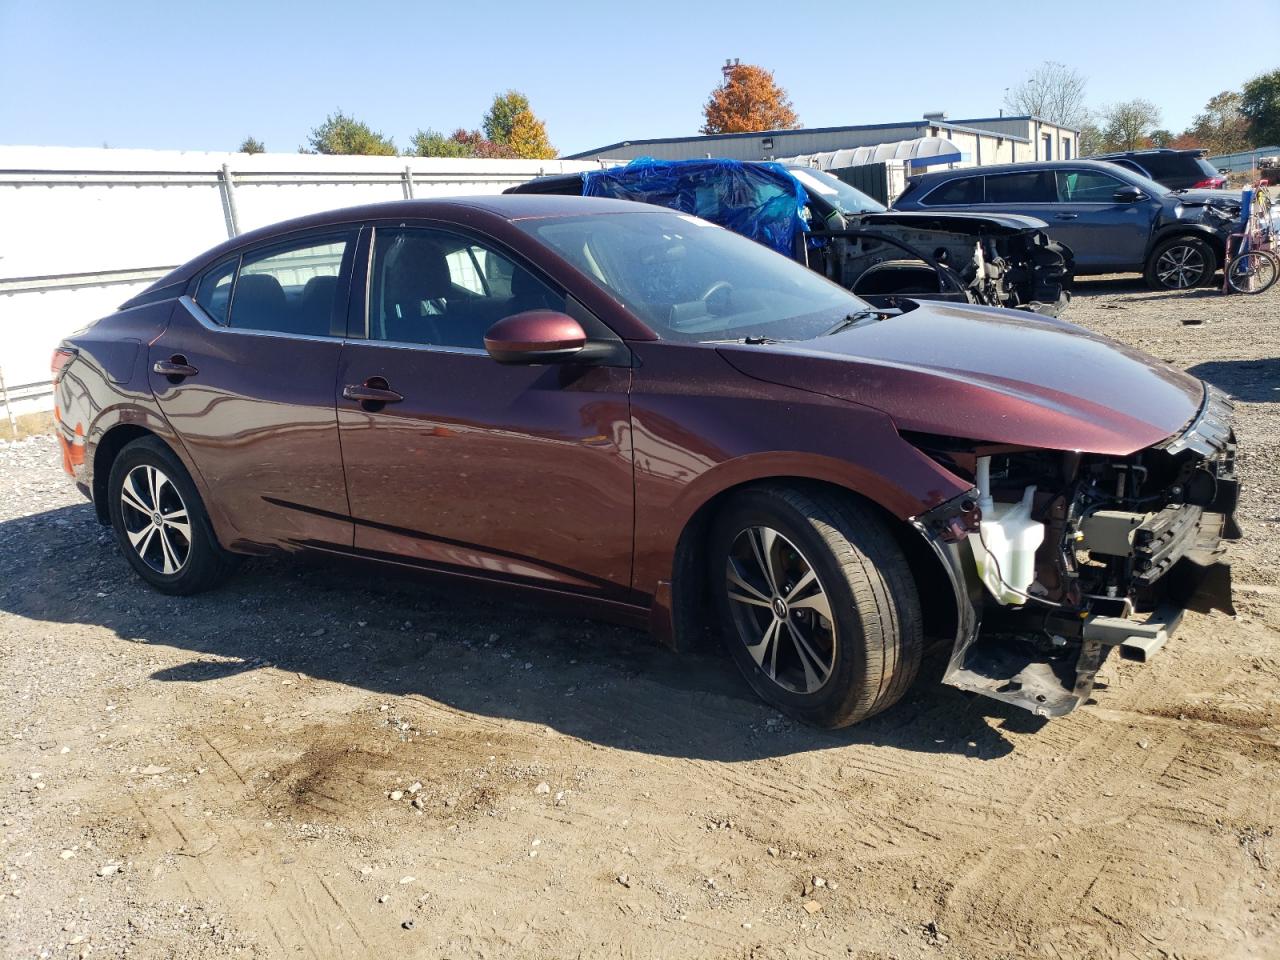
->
107, 436, 238, 595
1226, 249, 1279, 294
708, 485, 923, 728
1145, 236, 1216, 290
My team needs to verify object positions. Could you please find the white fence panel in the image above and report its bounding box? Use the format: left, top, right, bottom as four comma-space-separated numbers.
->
0, 146, 599, 417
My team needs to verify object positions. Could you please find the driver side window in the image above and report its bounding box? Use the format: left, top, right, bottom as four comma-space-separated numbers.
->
1056, 170, 1126, 203
367, 227, 565, 349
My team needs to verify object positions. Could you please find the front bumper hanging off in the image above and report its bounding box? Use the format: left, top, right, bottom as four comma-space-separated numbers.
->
912, 390, 1239, 719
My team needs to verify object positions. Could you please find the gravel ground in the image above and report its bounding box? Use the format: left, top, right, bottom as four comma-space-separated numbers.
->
1, 277, 1278, 960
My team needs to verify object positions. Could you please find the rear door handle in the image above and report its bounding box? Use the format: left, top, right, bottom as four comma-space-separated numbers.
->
1055, 213, 1080, 220
342, 378, 403, 406
153, 357, 198, 379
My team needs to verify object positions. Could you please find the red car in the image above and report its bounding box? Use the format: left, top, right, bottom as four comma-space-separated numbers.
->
53, 195, 1239, 727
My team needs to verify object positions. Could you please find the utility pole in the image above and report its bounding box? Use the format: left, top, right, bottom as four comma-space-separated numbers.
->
721, 57, 740, 85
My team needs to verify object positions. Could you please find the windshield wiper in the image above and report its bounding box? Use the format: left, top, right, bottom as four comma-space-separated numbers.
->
819, 309, 881, 337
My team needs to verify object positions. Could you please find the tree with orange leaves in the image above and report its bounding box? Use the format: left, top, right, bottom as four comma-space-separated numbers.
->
702, 63, 800, 135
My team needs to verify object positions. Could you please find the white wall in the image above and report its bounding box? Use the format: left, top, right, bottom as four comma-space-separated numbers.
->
0, 146, 601, 416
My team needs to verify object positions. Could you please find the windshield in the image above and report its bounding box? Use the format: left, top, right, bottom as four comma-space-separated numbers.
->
1114, 166, 1170, 197
520, 211, 871, 343
788, 167, 887, 214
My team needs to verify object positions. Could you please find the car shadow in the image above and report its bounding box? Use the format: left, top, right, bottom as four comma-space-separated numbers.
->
1070, 275, 1221, 302
1188, 359, 1280, 403
0, 503, 1045, 761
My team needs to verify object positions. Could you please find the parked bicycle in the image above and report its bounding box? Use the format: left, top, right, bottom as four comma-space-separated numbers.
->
1223, 182, 1278, 295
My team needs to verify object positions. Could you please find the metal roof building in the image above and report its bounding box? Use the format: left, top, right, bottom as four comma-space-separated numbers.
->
567, 114, 1080, 169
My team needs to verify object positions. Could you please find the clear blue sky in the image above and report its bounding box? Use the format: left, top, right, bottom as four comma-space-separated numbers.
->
2, 0, 1276, 156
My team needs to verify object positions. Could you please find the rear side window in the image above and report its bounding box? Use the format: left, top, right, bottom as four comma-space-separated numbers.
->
229, 233, 355, 337
924, 176, 982, 205
194, 258, 237, 325
985, 171, 1056, 203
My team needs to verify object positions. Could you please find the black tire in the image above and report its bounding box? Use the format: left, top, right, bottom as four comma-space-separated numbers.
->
708, 485, 923, 728
1226, 249, 1279, 295
107, 436, 237, 595
1145, 236, 1217, 291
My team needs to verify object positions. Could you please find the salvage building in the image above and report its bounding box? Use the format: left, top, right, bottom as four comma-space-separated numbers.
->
567, 114, 1080, 169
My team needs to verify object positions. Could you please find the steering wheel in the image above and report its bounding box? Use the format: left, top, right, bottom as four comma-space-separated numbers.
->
700, 280, 734, 316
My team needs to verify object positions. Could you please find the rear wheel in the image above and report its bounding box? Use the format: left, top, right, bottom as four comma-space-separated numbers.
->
107, 437, 237, 594
1145, 236, 1216, 290
709, 485, 922, 728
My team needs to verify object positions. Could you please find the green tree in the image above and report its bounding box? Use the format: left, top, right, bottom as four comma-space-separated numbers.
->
239, 136, 265, 154
1077, 117, 1104, 156
483, 90, 533, 145
506, 109, 556, 159
1099, 99, 1161, 151
305, 111, 396, 156
1241, 69, 1280, 148
1149, 129, 1173, 148
1188, 90, 1251, 156
407, 128, 471, 158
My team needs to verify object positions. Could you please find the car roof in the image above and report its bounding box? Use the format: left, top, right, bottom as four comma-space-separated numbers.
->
133, 194, 656, 300
1091, 147, 1206, 159
910, 158, 1128, 182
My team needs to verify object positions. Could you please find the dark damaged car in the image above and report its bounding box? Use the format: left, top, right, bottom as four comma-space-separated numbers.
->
893, 159, 1241, 291
53, 195, 1238, 728
508, 158, 1073, 316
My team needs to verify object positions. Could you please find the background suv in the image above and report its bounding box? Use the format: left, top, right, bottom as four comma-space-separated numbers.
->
893, 159, 1239, 290
1091, 148, 1227, 190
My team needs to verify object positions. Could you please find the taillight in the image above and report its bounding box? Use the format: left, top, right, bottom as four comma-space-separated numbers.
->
50, 347, 77, 384
1191, 177, 1225, 189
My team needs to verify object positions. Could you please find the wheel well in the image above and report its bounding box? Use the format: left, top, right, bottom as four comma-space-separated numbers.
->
91, 425, 155, 524
1151, 230, 1225, 263
669, 478, 958, 654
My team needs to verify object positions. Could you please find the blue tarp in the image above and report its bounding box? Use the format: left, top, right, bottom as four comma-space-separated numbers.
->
580, 157, 808, 256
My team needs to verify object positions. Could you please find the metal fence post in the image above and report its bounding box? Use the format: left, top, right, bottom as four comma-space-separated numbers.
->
0, 366, 18, 435
402, 165, 415, 199
218, 163, 241, 237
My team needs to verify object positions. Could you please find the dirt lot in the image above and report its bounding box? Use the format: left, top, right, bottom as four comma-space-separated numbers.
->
2, 278, 1277, 960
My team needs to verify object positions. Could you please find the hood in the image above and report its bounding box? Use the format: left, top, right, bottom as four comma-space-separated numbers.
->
1175, 188, 1242, 205
717, 302, 1203, 456
1174, 189, 1242, 219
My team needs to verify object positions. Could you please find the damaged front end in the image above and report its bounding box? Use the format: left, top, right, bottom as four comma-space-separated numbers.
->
911, 386, 1239, 717
812, 219, 1074, 318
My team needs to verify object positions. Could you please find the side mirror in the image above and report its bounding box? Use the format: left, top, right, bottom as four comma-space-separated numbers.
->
484, 310, 587, 365
1113, 185, 1145, 203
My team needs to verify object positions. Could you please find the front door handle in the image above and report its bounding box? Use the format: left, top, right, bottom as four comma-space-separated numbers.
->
1055, 213, 1080, 220
343, 378, 403, 407
153, 356, 199, 380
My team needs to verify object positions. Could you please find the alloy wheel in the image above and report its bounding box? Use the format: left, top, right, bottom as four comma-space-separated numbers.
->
119, 464, 192, 575
1155, 244, 1207, 289
724, 526, 836, 695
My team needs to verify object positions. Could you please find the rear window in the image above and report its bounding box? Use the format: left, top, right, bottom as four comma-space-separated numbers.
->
1139, 153, 1200, 178
924, 176, 983, 205
985, 171, 1056, 203
1194, 156, 1221, 179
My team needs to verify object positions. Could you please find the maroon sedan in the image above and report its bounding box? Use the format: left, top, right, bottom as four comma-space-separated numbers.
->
53, 195, 1239, 727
